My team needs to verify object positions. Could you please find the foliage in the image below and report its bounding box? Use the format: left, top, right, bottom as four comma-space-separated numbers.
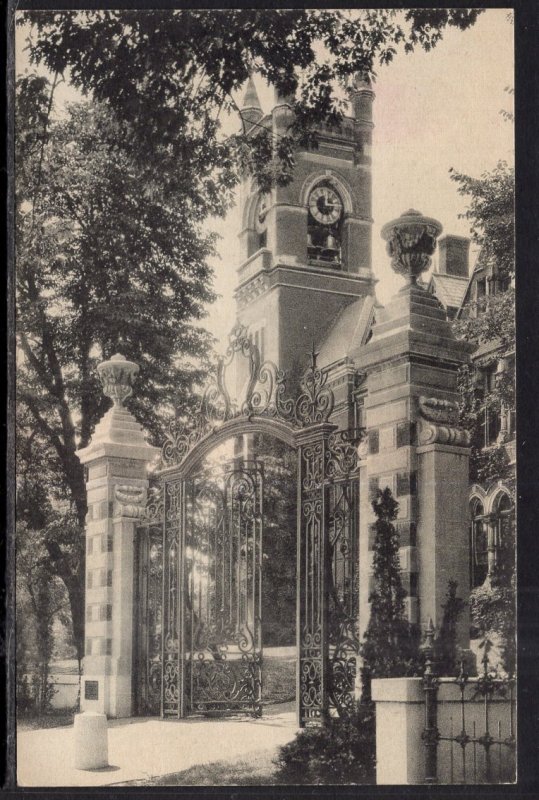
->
20, 10, 482, 195
434, 580, 466, 676
450, 161, 514, 284
360, 488, 421, 693
258, 435, 297, 646
16, 74, 216, 658
274, 703, 375, 785
470, 516, 515, 676
451, 161, 515, 485
16, 521, 69, 713
451, 158, 516, 671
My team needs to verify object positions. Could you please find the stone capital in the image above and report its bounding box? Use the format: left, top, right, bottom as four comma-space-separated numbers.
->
78, 405, 159, 467
417, 418, 471, 448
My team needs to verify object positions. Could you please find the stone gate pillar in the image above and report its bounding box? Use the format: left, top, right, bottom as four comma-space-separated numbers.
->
356, 211, 474, 654
77, 354, 159, 717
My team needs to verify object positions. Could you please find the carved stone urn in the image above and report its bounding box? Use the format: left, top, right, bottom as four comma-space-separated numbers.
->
381, 209, 443, 286
97, 353, 139, 407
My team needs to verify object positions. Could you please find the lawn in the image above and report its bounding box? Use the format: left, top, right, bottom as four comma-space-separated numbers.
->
118, 748, 281, 786
17, 710, 75, 731
262, 656, 295, 705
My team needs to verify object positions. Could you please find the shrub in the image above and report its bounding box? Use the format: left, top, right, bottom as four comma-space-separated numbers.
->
360, 488, 421, 697
273, 703, 375, 785
434, 580, 466, 676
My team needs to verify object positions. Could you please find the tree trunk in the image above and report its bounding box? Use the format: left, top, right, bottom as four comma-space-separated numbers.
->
44, 540, 85, 665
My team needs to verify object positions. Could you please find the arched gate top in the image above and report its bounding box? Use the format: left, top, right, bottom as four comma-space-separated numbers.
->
159, 324, 337, 478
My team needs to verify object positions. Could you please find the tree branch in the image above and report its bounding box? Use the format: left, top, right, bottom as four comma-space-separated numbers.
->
18, 390, 68, 461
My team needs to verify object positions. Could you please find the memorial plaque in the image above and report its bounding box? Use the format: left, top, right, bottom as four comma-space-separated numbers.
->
109, 458, 146, 479
84, 680, 99, 701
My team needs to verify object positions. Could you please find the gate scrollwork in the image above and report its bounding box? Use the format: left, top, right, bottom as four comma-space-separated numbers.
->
162, 326, 336, 468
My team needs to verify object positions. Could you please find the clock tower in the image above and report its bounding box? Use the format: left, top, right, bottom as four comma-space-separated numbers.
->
235, 76, 376, 389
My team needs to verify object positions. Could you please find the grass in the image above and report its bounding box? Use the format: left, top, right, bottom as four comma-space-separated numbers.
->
262, 658, 295, 705
118, 748, 280, 786
17, 710, 75, 731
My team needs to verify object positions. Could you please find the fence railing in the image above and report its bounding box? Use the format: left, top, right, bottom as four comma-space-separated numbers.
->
422, 624, 516, 785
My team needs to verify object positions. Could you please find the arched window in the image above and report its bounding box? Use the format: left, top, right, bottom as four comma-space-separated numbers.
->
470, 498, 488, 588
307, 182, 344, 268
492, 491, 514, 579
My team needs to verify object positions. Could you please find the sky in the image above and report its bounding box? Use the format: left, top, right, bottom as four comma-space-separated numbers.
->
205, 9, 514, 349
16, 9, 514, 353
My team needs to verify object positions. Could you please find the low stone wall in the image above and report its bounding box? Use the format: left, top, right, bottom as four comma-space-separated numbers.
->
49, 673, 80, 710
372, 677, 515, 785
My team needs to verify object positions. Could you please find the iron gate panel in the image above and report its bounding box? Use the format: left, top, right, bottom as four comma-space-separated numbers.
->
327, 477, 360, 717
162, 479, 184, 716
161, 461, 263, 718
298, 440, 328, 725
133, 488, 164, 717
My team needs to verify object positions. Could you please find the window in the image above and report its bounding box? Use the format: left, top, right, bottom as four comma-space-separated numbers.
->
368, 476, 379, 501
249, 325, 266, 362
470, 498, 488, 588
476, 279, 486, 300
492, 492, 514, 577
353, 392, 365, 431
479, 365, 502, 447
368, 429, 379, 454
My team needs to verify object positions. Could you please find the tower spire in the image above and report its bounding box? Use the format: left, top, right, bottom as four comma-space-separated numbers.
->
240, 75, 264, 132
241, 75, 262, 112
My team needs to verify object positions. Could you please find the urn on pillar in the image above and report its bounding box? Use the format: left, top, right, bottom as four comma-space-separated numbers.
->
77, 353, 159, 718
381, 209, 443, 286
97, 353, 139, 407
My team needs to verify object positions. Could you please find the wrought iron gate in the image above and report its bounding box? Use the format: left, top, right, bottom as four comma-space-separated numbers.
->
134, 325, 364, 725
161, 461, 263, 718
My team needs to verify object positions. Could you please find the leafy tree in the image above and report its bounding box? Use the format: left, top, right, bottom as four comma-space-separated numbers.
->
16, 522, 71, 713
451, 161, 515, 486
360, 488, 420, 695
469, 518, 516, 676
19, 9, 482, 198
16, 78, 215, 660
450, 161, 515, 675
257, 435, 297, 647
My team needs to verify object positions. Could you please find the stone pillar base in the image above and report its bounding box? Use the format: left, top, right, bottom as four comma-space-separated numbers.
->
73, 711, 109, 770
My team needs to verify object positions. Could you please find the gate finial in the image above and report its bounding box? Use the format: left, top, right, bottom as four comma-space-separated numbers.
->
97, 353, 139, 407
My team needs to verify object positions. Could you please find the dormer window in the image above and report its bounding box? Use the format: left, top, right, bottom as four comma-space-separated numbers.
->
307, 182, 343, 268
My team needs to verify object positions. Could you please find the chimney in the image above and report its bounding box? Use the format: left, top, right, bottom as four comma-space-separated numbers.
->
349, 72, 375, 124
437, 235, 470, 278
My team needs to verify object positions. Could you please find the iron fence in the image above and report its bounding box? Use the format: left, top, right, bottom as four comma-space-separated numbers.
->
422, 624, 516, 784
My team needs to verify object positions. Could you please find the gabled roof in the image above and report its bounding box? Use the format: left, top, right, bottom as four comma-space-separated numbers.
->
317, 296, 376, 369
429, 272, 469, 310
457, 246, 487, 315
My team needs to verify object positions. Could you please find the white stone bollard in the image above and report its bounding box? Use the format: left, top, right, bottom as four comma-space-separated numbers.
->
73, 711, 109, 770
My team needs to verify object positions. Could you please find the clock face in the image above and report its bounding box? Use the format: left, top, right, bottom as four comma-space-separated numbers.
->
255, 193, 270, 233
308, 185, 343, 225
